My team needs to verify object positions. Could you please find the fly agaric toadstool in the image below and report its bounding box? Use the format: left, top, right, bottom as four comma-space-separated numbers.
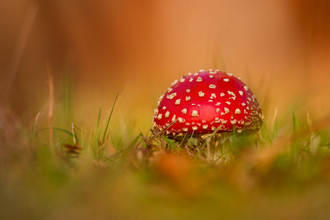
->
153, 69, 263, 136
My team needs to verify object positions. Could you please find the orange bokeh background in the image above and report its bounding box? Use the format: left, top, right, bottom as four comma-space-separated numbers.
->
1, 0, 330, 133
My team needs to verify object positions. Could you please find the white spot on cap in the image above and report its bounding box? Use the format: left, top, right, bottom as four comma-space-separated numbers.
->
182, 127, 188, 132
196, 77, 203, 82
159, 95, 164, 101
210, 93, 216, 99
175, 99, 181, 105
221, 107, 230, 115
216, 108, 220, 113
171, 80, 178, 85
225, 101, 231, 105
208, 100, 213, 102
226, 72, 233, 76
178, 117, 184, 123
167, 88, 173, 93
211, 126, 216, 131
191, 110, 199, 117
220, 93, 225, 97
202, 120, 206, 123
157, 114, 162, 120
192, 126, 198, 131
244, 86, 249, 91
239, 90, 243, 96
244, 109, 248, 114
172, 114, 176, 121
188, 72, 192, 75
167, 93, 177, 99
235, 109, 241, 114
197, 123, 201, 126
194, 73, 199, 76
228, 91, 236, 100
209, 75, 214, 79
199, 69, 204, 72
203, 125, 208, 129
215, 102, 221, 106
242, 103, 246, 106
185, 122, 190, 126
185, 96, 191, 101
209, 84, 216, 89
181, 108, 187, 114
230, 119, 237, 125
154, 109, 159, 114
189, 78, 193, 82
198, 91, 205, 97
186, 89, 190, 93
223, 78, 229, 82
165, 111, 170, 118
180, 78, 185, 83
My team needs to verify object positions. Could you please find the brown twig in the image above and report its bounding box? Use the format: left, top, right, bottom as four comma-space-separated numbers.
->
46, 62, 54, 153
0, 2, 39, 104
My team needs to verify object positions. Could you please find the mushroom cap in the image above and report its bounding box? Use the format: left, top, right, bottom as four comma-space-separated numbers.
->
153, 70, 264, 135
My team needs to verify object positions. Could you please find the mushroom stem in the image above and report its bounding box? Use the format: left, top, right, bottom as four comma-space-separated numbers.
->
214, 133, 229, 163
206, 134, 221, 162
214, 134, 221, 161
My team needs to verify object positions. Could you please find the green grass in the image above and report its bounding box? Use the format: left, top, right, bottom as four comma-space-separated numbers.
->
2, 94, 330, 220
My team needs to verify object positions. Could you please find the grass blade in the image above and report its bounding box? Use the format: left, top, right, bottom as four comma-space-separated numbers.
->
292, 109, 298, 134
37, 127, 74, 137
33, 113, 43, 139
104, 132, 143, 162
102, 93, 119, 144
96, 107, 102, 132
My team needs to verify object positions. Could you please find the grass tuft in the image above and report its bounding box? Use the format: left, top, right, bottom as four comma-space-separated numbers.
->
3, 82, 330, 219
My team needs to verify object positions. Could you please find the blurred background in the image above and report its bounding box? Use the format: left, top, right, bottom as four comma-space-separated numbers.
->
1, 0, 330, 135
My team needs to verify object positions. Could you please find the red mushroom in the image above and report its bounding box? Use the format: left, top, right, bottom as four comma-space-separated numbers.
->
153, 69, 263, 136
